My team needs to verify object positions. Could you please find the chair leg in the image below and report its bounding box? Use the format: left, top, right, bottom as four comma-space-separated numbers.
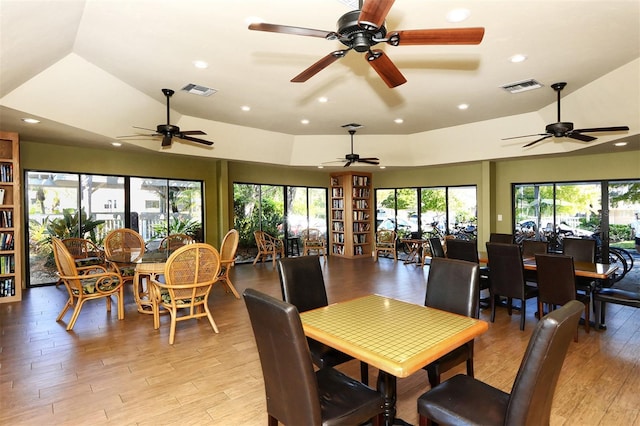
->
520, 299, 526, 331
426, 366, 440, 388
360, 361, 369, 385
584, 303, 590, 334
490, 292, 496, 323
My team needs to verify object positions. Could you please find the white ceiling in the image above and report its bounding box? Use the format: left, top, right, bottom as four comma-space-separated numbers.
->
1, 0, 639, 169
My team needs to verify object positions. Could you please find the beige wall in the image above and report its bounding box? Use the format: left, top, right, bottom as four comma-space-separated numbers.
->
20, 139, 640, 250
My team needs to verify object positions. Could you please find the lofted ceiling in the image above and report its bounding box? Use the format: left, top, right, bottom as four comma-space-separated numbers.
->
0, 0, 638, 169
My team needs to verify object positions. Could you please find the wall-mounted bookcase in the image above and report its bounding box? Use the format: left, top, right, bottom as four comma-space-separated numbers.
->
329, 172, 372, 259
0, 132, 21, 303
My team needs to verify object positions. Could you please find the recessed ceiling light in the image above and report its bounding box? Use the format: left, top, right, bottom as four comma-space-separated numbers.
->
509, 54, 528, 63
111, 142, 122, 147
458, 103, 469, 110
379, 166, 386, 169
22, 118, 40, 124
394, 118, 404, 124
317, 165, 324, 169
193, 60, 208, 69
446, 8, 470, 23
241, 105, 251, 112
318, 97, 328, 103
614, 141, 628, 147
301, 119, 310, 125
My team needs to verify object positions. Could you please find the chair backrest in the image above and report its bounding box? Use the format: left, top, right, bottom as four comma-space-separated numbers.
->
562, 238, 596, 263
163, 243, 221, 289
220, 229, 239, 261
52, 237, 80, 278
522, 240, 548, 258
425, 257, 480, 319
505, 300, 583, 425
485, 242, 526, 298
446, 239, 479, 263
490, 233, 514, 244
278, 256, 328, 313
104, 228, 145, 260
61, 238, 102, 260
254, 230, 266, 250
302, 228, 322, 242
376, 229, 396, 245
428, 237, 445, 258
243, 288, 321, 425
535, 254, 577, 305
159, 233, 193, 251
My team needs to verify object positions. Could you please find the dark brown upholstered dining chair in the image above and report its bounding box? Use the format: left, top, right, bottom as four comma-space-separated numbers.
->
562, 237, 598, 295
521, 239, 548, 283
428, 237, 446, 258
277, 255, 369, 385
423, 257, 480, 388
243, 288, 384, 426
417, 300, 584, 426
489, 233, 514, 244
486, 242, 539, 331
446, 239, 490, 304
535, 253, 590, 339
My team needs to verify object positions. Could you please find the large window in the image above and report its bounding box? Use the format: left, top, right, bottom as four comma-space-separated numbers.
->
233, 183, 327, 262
375, 185, 477, 239
26, 171, 203, 286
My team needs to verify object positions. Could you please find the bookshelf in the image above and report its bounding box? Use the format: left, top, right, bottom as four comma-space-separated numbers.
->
0, 132, 21, 303
329, 172, 373, 259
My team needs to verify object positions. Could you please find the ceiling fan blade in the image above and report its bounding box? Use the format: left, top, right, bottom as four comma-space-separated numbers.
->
366, 50, 406, 88
344, 161, 352, 167
248, 22, 334, 39
179, 135, 214, 146
387, 27, 485, 46
161, 135, 172, 147
573, 126, 630, 133
566, 132, 597, 142
358, 159, 380, 165
291, 51, 345, 82
180, 130, 207, 136
133, 126, 157, 132
523, 135, 552, 148
117, 133, 155, 138
358, 0, 395, 30
502, 133, 549, 141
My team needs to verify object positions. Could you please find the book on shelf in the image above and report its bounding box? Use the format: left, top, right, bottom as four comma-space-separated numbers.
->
0, 188, 4, 204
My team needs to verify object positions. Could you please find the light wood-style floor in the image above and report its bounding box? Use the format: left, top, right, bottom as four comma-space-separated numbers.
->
1, 256, 639, 425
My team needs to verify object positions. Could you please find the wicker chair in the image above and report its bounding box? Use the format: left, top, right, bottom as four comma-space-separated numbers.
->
301, 228, 327, 258
216, 229, 240, 298
103, 228, 146, 284
374, 229, 397, 261
159, 233, 194, 251
56, 238, 105, 287
253, 230, 284, 267
52, 237, 124, 331
150, 243, 222, 344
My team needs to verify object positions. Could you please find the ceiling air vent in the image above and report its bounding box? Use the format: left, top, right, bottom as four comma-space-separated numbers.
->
500, 79, 543, 94
181, 84, 217, 96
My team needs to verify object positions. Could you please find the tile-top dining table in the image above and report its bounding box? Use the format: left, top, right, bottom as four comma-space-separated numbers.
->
300, 294, 489, 426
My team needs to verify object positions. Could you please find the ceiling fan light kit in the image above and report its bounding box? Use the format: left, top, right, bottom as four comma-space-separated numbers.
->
503, 82, 630, 148
248, 0, 485, 88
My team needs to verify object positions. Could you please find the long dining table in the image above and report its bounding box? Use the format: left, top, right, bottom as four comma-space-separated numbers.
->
299, 294, 489, 426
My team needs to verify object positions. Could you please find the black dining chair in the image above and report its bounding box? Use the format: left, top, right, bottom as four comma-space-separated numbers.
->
535, 253, 590, 340
417, 300, 584, 426
428, 237, 446, 258
446, 239, 490, 305
486, 242, 539, 331
423, 257, 480, 388
562, 237, 598, 295
243, 288, 384, 426
490, 233, 514, 244
277, 255, 369, 384
521, 239, 548, 283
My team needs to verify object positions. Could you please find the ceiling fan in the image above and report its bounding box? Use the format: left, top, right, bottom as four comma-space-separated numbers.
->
504, 82, 630, 148
332, 125, 379, 167
248, 0, 485, 88
119, 89, 214, 148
